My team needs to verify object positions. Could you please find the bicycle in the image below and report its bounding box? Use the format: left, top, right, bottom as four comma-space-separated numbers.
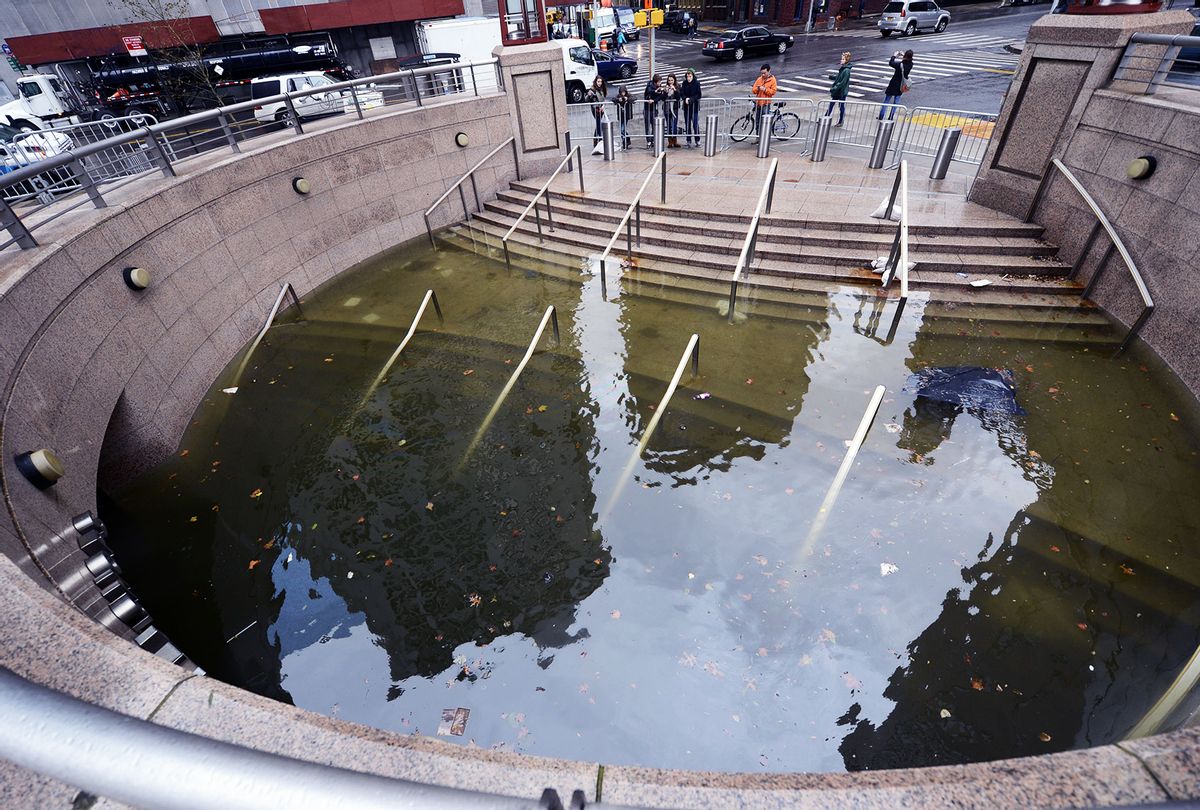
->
729, 101, 802, 143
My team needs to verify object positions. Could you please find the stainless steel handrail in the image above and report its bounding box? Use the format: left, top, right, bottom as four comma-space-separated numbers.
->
424, 136, 520, 246
364, 289, 444, 398
0, 666, 586, 810
1112, 33, 1200, 95
595, 152, 667, 288
501, 144, 583, 269
600, 333, 700, 521
799, 384, 886, 556
1026, 157, 1154, 353
726, 158, 778, 323
1127, 642, 1200, 740
880, 159, 910, 304
460, 305, 561, 466
229, 283, 303, 387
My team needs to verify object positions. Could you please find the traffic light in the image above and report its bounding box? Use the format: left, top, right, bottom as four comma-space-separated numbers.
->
650, 8, 664, 24
634, 10, 647, 25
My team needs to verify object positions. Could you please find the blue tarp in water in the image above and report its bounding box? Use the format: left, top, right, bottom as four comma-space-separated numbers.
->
904, 366, 1026, 415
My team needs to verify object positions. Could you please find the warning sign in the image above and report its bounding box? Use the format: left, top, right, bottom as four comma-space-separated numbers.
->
122, 36, 147, 56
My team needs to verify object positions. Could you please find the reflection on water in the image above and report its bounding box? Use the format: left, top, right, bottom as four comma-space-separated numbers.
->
103, 236, 1200, 772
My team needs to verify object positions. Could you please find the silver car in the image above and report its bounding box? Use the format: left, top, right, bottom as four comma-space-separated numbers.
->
878, 0, 950, 37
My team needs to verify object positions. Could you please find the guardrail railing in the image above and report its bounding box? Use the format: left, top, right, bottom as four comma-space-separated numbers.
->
229, 282, 304, 387
726, 157, 779, 323
0, 58, 502, 252
595, 151, 667, 288
424, 136, 520, 245
1026, 157, 1154, 353
501, 141, 583, 269
1111, 33, 1200, 96
879, 159, 911, 306
0, 666, 616, 810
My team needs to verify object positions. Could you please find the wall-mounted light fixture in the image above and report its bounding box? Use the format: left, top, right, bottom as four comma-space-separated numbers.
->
14, 449, 64, 489
292, 176, 311, 194
122, 266, 151, 290
455, 131, 469, 148
1126, 156, 1157, 181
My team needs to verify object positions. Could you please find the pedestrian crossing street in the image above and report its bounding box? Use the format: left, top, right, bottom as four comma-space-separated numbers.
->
774, 48, 1019, 97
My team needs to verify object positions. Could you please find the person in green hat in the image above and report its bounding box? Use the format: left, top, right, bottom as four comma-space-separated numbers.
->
828, 52, 852, 128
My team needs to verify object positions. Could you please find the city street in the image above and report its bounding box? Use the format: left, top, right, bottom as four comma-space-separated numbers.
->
604, 3, 1048, 113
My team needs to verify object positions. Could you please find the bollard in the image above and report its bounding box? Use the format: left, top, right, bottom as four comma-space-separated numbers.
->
868, 120, 895, 169
930, 127, 961, 180
602, 120, 615, 162
756, 116, 771, 159
811, 115, 833, 163
565, 132, 574, 172
654, 116, 665, 156
703, 114, 718, 157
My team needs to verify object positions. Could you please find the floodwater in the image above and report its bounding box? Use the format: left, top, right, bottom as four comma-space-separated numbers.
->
103, 234, 1200, 773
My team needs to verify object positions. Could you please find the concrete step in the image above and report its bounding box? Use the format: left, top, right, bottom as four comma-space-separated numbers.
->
466, 209, 1079, 296
493, 190, 1058, 258
508, 180, 1050, 239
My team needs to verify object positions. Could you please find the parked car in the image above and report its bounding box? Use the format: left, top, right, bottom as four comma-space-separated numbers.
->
702, 27, 795, 61
616, 7, 641, 40
592, 49, 639, 80
878, 0, 950, 37
665, 10, 697, 33
251, 72, 383, 126
0, 122, 77, 201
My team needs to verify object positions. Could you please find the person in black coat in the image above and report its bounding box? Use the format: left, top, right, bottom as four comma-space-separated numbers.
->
642, 74, 663, 149
679, 68, 702, 148
613, 86, 635, 150
879, 49, 912, 120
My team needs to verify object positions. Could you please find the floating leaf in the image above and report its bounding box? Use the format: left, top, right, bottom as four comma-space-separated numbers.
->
784, 487, 794, 495
610, 610, 621, 619
248, 559, 260, 570
1048, 387, 1059, 393
180, 450, 190, 458
249, 488, 263, 499
744, 378, 754, 385
384, 558, 393, 567
188, 516, 198, 523
1039, 732, 1052, 742
939, 708, 951, 719
426, 502, 435, 511
356, 516, 366, 525
880, 562, 899, 577
1049, 545, 1061, 553
1120, 564, 1135, 575
1170, 413, 1180, 422
537, 405, 548, 412
324, 357, 334, 363
1025, 365, 1034, 373
971, 677, 984, 691
468, 593, 482, 607
463, 369, 475, 376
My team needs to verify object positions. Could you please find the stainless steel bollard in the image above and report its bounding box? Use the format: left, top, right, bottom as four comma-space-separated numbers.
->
602, 120, 615, 161
811, 115, 833, 163
704, 114, 718, 157
654, 116, 665, 156
929, 127, 962, 180
757, 115, 771, 158
868, 120, 895, 169
565, 132, 573, 172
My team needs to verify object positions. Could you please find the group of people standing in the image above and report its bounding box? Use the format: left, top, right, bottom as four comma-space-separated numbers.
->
585, 70, 705, 151
827, 49, 915, 125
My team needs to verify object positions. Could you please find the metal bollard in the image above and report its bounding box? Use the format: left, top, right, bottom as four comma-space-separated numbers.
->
811, 115, 833, 163
602, 120, 615, 161
565, 132, 573, 172
930, 127, 962, 180
757, 116, 771, 158
654, 116, 665, 156
868, 120, 895, 169
703, 114, 718, 157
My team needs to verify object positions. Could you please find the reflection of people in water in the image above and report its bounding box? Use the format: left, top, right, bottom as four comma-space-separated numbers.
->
896, 397, 961, 464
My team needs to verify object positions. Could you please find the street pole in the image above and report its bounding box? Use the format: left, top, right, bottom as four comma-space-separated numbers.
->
805, 0, 816, 33
649, 23, 656, 80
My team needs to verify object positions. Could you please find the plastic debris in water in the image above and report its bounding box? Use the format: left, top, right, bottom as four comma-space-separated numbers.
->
693, 392, 712, 400
437, 707, 470, 737
542, 572, 553, 585
880, 563, 899, 577
221, 387, 238, 394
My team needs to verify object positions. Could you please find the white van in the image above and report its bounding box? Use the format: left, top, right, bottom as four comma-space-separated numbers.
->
552, 39, 600, 103
250, 72, 382, 125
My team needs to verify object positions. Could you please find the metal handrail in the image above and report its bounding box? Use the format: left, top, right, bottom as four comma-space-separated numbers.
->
595, 152, 667, 288
600, 333, 700, 521
726, 158, 778, 323
363, 289, 444, 398
1026, 157, 1154, 353
1111, 33, 1200, 95
460, 305, 561, 466
0, 666, 595, 810
424, 137, 520, 245
229, 283, 303, 387
880, 159, 910, 303
799, 384, 886, 556
501, 143, 583, 269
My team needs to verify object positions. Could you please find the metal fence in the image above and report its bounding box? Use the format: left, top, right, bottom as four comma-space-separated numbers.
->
1111, 32, 1200, 96
566, 96, 994, 164
0, 58, 503, 252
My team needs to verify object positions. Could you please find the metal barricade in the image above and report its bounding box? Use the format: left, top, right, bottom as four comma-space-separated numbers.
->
822, 98, 907, 153
725, 97, 815, 154
890, 106, 997, 168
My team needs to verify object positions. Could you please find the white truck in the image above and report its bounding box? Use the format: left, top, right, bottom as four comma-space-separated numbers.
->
0, 74, 68, 131
416, 17, 503, 65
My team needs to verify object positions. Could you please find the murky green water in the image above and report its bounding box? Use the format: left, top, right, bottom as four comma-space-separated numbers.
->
103, 235, 1200, 773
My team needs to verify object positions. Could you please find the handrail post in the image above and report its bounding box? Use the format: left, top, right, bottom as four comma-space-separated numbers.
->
511, 137, 521, 181
458, 184, 470, 222
635, 201, 642, 246
469, 174, 481, 212
690, 335, 700, 378
565, 133, 573, 172
424, 213, 436, 247
283, 96, 304, 134
1082, 243, 1116, 300
549, 307, 560, 345
545, 194, 555, 232
348, 82, 365, 120
71, 158, 106, 209
142, 127, 176, 177
765, 164, 777, 214
534, 203, 544, 242
1071, 221, 1102, 281
217, 111, 241, 153
626, 215, 633, 259
885, 163, 902, 218
577, 147, 585, 194
410, 69, 424, 106
0, 197, 37, 249
469, 63, 479, 97
660, 153, 667, 203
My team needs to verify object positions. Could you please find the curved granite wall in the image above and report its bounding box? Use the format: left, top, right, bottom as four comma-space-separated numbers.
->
1, 90, 1199, 808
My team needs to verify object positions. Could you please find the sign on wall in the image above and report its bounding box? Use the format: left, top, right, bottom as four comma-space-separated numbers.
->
369, 37, 397, 61
122, 35, 147, 56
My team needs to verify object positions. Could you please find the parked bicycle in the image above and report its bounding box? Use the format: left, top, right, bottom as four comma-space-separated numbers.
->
729, 101, 803, 143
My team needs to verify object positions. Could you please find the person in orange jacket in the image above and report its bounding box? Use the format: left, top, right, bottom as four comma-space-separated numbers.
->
750, 64, 776, 134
